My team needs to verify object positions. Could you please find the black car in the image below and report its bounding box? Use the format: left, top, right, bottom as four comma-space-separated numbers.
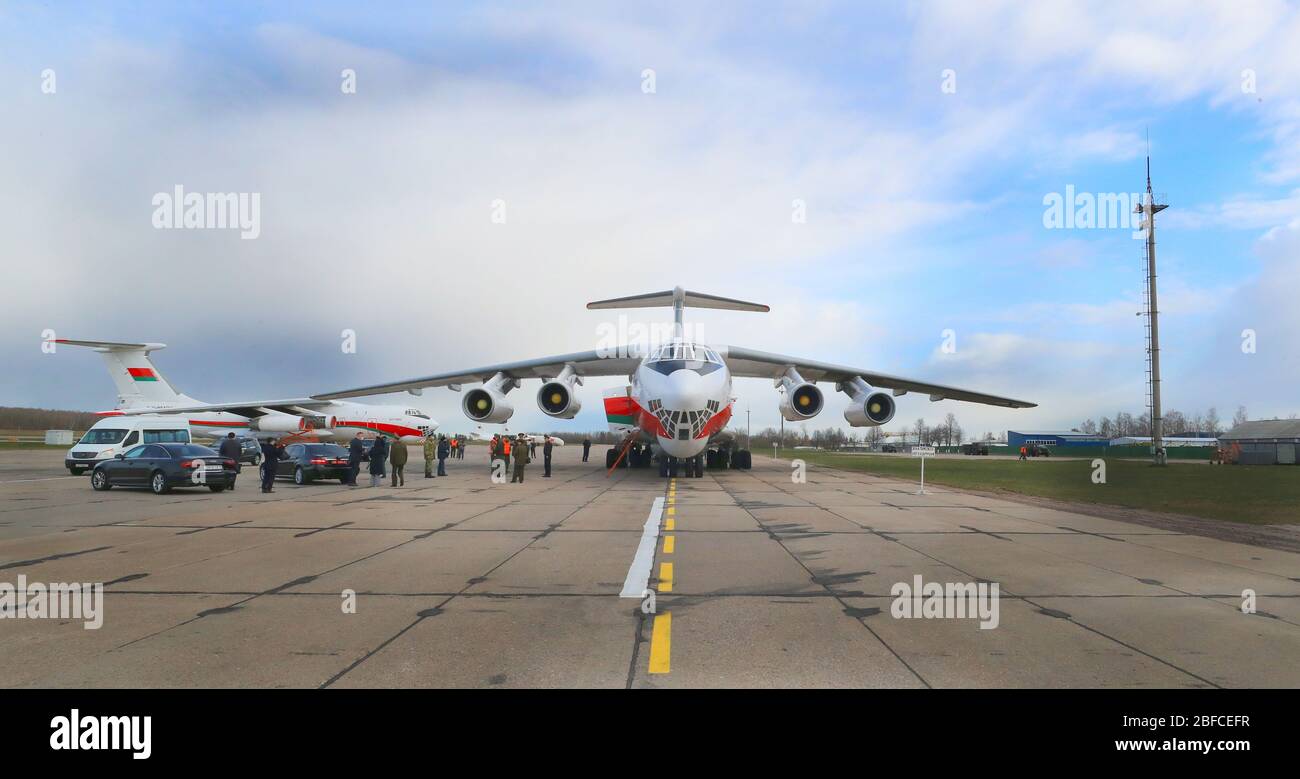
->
961, 443, 990, 456
274, 443, 353, 484
90, 443, 236, 494
1027, 444, 1052, 457
207, 436, 262, 465
881, 444, 899, 453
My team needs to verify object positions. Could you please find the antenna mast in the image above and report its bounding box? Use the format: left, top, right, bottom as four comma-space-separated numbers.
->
1136, 147, 1168, 465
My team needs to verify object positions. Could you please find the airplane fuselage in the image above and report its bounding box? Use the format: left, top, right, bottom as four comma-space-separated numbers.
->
625, 341, 733, 460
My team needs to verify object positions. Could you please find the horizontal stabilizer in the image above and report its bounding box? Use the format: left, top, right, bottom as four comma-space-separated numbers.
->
587, 287, 768, 313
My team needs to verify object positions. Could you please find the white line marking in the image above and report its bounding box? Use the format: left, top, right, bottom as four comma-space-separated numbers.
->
0, 475, 80, 485
620, 496, 665, 598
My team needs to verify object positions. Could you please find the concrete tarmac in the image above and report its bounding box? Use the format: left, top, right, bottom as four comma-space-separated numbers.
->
1, 446, 1297, 688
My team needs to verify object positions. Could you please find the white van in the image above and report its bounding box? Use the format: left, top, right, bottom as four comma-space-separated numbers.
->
65, 416, 191, 475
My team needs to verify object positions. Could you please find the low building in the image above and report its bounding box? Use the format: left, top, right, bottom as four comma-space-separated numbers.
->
1006, 430, 1109, 448
1109, 436, 1220, 448
1218, 419, 1300, 465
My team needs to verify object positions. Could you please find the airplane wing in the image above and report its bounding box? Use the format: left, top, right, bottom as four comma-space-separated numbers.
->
314, 349, 645, 400
720, 345, 1036, 409
116, 398, 333, 418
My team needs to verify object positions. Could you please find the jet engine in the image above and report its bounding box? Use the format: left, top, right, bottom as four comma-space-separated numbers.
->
537, 365, 583, 419
463, 372, 518, 424
840, 376, 896, 427
776, 367, 823, 421
248, 415, 310, 433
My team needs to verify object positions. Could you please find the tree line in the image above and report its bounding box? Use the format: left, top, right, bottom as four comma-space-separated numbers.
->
0, 406, 102, 431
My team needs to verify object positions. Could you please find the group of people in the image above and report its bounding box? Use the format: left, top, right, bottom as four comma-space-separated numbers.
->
344, 431, 468, 486
487, 434, 556, 482
219, 429, 570, 493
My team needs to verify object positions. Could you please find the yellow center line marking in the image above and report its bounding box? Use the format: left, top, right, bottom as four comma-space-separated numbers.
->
664, 517, 674, 530
648, 613, 672, 674
663, 535, 675, 554
658, 562, 673, 592
666, 506, 675, 516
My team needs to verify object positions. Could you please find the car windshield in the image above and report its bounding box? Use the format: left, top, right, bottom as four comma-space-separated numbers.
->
645, 343, 723, 376
79, 429, 127, 445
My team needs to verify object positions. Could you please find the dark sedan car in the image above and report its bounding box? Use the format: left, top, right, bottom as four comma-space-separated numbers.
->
275, 443, 353, 484
206, 436, 263, 465
90, 443, 236, 494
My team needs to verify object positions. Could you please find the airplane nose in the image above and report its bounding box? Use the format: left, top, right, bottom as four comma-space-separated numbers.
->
661, 369, 707, 410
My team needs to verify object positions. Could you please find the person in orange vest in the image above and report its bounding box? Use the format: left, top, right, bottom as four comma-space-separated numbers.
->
450, 437, 458, 460
502, 435, 512, 463
1018, 445, 1027, 461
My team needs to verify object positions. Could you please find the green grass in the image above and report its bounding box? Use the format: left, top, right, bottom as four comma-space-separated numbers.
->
790, 452, 1300, 525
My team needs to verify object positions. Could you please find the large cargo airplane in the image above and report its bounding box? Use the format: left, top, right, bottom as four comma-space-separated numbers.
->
315, 287, 1034, 478
58, 339, 438, 443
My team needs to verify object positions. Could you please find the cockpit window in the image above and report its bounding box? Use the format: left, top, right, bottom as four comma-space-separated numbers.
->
646, 343, 723, 376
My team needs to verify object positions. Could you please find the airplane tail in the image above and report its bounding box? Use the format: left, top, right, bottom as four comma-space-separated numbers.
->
587, 286, 769, 325
55, 339, 185, 408
588, 286, 768, 340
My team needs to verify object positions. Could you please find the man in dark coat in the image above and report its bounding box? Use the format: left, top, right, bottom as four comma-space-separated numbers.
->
368, 436, 388, 487
218, 432, 242, 490
543, 436, 554, 478
259, 438, 283, 493
437, 435, 450, 476
582, 437, 591, 462
346, 432, 366, 486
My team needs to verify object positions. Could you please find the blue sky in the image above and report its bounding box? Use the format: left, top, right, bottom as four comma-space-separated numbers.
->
4, 1, 1299, 438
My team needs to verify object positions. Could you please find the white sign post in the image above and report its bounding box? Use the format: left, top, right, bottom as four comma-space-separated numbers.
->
911, 446, 935, 494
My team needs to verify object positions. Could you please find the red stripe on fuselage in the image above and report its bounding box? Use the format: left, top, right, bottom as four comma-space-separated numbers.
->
335, 420, 424, 439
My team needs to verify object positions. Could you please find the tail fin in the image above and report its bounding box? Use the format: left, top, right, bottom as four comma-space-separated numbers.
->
55, 339, 185, 408
587, 286, 768, 334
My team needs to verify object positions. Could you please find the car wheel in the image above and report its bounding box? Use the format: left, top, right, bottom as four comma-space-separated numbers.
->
150, 471, 171, 494
90, 469, 112, 491
294, 466, 308, 485
253, 455, 261, 466
208, 484, 226, 492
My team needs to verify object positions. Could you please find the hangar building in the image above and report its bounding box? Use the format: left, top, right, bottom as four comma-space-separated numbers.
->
1218, 419, 1300, 465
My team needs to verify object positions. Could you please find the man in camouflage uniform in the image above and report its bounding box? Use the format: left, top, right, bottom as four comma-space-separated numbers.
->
423, 432, 437, 478
511, 434, 530, 483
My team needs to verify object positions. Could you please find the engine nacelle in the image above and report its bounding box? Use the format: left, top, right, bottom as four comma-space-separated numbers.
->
779, 384, 824, 420
537, 364, 584, 419
463, 388, 514, 424
775, 367, 824, 421
840, 377, 896, 427
248, 415, 310, 433
463, 371, 518, 424
538, 382, 582, 419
